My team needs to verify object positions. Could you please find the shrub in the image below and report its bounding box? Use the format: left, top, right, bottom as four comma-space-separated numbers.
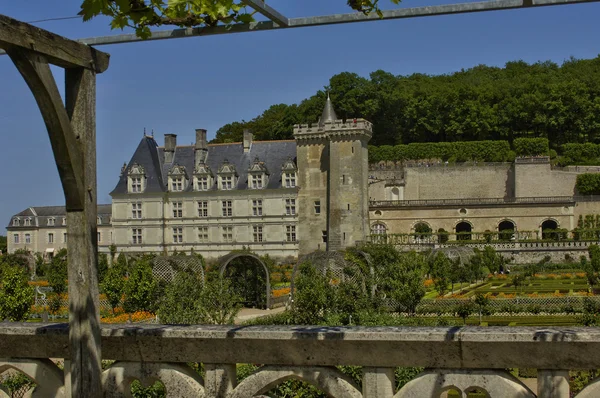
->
576, 173, 600, 195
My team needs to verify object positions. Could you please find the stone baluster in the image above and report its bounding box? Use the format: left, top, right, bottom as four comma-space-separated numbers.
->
537, 370, 570, 398
362, 367, 395, 398
204, 364, 236, 398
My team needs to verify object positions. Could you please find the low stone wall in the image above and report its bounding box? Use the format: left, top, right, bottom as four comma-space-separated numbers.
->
1, 324, 600, 397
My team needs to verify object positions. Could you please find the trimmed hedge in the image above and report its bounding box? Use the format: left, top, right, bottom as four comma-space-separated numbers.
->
576, 173, 600, 195
368, 140, 512, 163
513, 137, 549, 157
561, 143, 600, 164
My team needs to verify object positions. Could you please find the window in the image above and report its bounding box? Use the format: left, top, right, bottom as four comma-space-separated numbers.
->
372, 223, 387, 235
13, 234, 19, 244
97, 217, 102, 225
47, 218, 55, 226
285, 199, 296, 215
131, 202, 142, 219
251, 174, 263, 189
63, 233, 67, 243
322, 230, 328, 243
173, 227, 183, 243
284, 172, 296, 188
197, 176, 209, 190
48, 233, 54, 244
222, 226, 233, 242
171, 177, 184, 192
132, 228, 142, 244
97, 232, 102, 243
25, 234, 31, 244
286, 225, 296, 242
221, 176, 234, 190
253, 226, 263, 242
314, 200, 321, 214
172, 202, 183, 218
131, 177, 142, 193
24, 218, 31, 226
198, 226, 209, 243
12, 218, 19, 227
62, 218, 67, 226
222, 200, 233, 217
252, 199, 263, 216
198, 201, 208, 217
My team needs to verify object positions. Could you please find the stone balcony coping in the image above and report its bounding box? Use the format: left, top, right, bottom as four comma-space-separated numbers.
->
2, 323, 600, 369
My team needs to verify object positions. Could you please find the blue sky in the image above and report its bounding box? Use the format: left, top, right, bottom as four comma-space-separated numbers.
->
1, 0, 599, 234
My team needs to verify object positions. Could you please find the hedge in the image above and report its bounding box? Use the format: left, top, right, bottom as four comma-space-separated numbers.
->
368, 140, 512, 163
575, 173, 600, 195
561, 143, 600, 164
513, 137, 549, 157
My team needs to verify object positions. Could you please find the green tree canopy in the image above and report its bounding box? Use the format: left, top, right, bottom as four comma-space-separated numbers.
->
0, 264, 34, 322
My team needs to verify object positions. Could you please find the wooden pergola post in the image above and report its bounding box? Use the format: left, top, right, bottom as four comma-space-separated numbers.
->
0, 14, 109, 397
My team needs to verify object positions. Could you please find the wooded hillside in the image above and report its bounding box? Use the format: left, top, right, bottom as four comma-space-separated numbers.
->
213, 56, 600, 148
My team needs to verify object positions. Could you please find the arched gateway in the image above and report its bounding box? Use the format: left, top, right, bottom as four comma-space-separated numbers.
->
219, 252, 271, 309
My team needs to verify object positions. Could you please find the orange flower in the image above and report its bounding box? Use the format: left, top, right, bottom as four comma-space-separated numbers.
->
423, 279, 434, 288
272, 287, 291, 298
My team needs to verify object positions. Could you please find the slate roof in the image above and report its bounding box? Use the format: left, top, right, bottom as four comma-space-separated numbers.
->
110, 136, 297, 195
7, 205, 112, 229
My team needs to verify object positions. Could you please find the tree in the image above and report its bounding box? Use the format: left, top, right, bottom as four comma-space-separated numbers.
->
431, 252, 451, 296
123, 257, 160, 313
79, 0, 399, 38
473, 293, 491, 325
0, 264, 34, 321
158, 270, 204, 324
0, 235, 6, 253
47, 249, 68, 296
293, 262, 334, 324
101, 262, 126, 313
195, 277, 242, 324
454, 301, 474, 325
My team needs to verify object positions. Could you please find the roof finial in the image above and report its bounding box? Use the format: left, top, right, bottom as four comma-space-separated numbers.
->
143, 127, 146, 136
319, 91, 337, 126
151, 129, 154, 137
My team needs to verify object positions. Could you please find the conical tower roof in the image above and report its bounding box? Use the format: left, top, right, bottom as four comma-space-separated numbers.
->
319, 93, 338, 126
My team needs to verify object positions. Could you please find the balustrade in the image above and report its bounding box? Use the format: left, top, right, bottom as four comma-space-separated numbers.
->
1, 324, 600, 397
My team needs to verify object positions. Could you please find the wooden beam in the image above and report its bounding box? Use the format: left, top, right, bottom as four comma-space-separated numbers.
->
0, 14, 109, 73
65, 67, 102, 398
241, 0, 289, 26
7, 49, 86, 211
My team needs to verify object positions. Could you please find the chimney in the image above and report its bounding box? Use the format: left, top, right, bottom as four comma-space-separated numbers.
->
164, 134, 177, 163
243, 129, 253, 153
195, 128, 208, 165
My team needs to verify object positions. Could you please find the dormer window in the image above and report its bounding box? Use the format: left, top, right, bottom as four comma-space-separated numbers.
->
128, 163, 147, 194
218, 160, 238, 191
62, 217, 67, 226
281, 157, 298, 189
24, 218, 31, 226
48, 218, 55, 226
168, 164, 189, 192
194, 162, 214, 191
248, 157, 268, 190
12, 218, 20, 227
97, 217, 102, 225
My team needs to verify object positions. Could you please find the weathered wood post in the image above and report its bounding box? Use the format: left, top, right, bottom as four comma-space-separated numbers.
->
64, 67, 102, 398
0, 14, 109, 397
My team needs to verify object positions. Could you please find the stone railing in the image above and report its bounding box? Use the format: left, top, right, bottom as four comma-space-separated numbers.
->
2, 324, 600, 397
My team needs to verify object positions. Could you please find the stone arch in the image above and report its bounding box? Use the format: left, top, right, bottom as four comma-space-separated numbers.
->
229, 366, 361, 398
455, 220, 473, 241
219, 252, 271, 309
575, 376, 600, 397
0, 359, 65, 397
412, 220, 433, 241
370, 221, 388, 238
394, 369, 534, 398
540, 218, 560, 240
101, 362, 204, 398
497, 219, 516, 241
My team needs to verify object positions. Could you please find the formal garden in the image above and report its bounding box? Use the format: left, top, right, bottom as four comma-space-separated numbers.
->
3, 243, 600, 397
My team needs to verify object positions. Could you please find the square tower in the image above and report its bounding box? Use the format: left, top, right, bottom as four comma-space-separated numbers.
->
294, 96, 372, 255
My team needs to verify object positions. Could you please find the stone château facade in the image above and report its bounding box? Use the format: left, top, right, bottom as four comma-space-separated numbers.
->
7, 98, 600, 260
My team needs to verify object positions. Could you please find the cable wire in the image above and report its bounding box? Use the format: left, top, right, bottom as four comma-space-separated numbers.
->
26, 16, 81, 24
